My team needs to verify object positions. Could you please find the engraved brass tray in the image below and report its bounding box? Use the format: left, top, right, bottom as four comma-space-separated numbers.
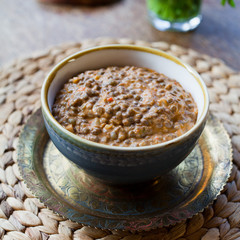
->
17, 109, 232, 231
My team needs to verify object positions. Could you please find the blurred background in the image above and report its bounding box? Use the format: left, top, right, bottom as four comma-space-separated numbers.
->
0, 0, 239, 70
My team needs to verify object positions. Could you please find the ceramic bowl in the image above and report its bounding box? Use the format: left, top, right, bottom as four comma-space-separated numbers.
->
41, 45, 209, 184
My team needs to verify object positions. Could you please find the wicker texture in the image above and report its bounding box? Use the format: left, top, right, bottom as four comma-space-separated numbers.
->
0, 38, 240, 240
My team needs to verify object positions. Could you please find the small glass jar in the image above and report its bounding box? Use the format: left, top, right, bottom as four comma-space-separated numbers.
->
146, 0, 202, 32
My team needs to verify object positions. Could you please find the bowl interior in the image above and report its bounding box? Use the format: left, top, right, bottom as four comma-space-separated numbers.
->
46, 46, 207, 123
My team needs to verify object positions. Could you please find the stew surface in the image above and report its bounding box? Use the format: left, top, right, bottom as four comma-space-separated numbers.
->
52, 66, 198, 147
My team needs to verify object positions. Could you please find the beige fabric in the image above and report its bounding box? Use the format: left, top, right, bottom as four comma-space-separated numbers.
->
0, 38, 240, 240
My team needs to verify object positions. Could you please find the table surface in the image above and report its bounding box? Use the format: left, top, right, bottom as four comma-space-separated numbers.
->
0, 0, 239, 70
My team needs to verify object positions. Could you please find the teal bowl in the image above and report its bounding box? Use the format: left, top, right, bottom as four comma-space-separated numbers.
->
41, 45, 209, 184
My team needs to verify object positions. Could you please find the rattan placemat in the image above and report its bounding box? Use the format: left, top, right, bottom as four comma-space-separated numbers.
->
0, 38, 240, 240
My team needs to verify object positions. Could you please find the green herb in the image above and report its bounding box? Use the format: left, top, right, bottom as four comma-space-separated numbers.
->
221, 0, 236, 7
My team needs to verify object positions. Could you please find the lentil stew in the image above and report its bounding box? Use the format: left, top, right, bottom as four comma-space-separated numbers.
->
52, 66, 198, 147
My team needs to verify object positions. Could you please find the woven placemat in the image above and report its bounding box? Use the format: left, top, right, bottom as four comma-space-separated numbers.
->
0, 38, 240, 240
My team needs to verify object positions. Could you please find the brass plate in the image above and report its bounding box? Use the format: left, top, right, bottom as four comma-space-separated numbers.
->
17, 109, 232, 231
